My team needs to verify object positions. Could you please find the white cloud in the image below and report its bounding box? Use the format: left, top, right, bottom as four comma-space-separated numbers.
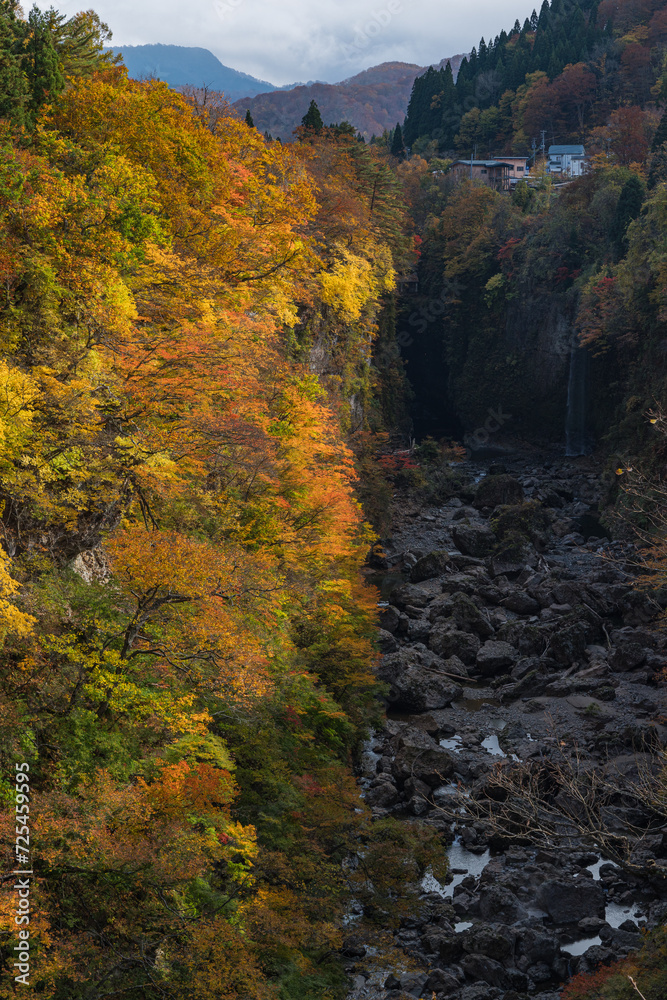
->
52, 0, 539, 85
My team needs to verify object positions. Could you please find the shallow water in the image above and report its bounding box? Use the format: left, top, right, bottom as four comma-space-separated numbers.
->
423, 839, 492, 898
561, 935, 602, 956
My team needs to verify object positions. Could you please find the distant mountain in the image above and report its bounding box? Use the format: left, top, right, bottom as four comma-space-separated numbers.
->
231, 57, 466, 141
108, 44, 285, 103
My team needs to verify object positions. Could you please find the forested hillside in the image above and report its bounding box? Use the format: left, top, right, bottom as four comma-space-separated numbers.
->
2, 0, 667, 998
397, 0, 667, 462
0, 6, 447, 998
232, 58, 466, 142
403, 0, 664, 156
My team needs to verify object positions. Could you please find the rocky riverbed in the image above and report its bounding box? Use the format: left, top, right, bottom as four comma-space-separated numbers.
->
344, 454, 667, 1000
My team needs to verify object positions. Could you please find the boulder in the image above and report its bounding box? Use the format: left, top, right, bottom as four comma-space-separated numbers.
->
516, 928, 558, 967
364, 779, 400, 809
391, 733, 455, 787
500, 592, 541, 615
535, 879, 604, 924
463, 923, 513, 960
609, 642, 648, 672
461, 954, 509, 988
474, 475, 525, 510
429, 626, 481, 664
378, 629, 398, 653
548, 621, 590, 664
424, 969, 460, 995
478, 886, 527, 923
410, 550, 451, 582
422, 931, 463, 962
489, 534, 537, 577
379, 645, 463, 711
476, 640, 519, 676
380, 604, 408, 635
453, 522, 497, 558
451, 592, 495, 637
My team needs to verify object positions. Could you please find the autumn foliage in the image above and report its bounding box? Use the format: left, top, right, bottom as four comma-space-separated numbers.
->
0, 33, 434, 999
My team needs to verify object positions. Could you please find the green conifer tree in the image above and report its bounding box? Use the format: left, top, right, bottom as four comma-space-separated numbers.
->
301, 98, 323, 133
390, 121, 406, 158
26, 7, 65, 120
245, 108, 254, 127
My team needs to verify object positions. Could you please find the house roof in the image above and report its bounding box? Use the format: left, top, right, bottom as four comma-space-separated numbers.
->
548, 145, 585, 156
452, 159, 512, 167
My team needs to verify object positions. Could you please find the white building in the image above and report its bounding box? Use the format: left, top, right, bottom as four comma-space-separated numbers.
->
547, 145, 588, 178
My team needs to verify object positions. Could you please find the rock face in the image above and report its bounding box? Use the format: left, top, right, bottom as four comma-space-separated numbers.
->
346, 455, 667, 1000
379, 646, 463, 711
70, 547, 110, 584
475, 640, 518, 676
411, 550, 451, 582
535, 880, 605, 923
452, 523, 496, 558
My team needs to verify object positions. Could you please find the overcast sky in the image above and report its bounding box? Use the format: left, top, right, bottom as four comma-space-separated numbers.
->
51, 0, 539, 85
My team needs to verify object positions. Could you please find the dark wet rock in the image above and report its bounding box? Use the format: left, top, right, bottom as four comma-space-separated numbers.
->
442, 572, 488, 596
423, 931, 464, 962
424, 968, 460, 994
430, 626, 481, 665
478, 886, 527, 923
463, 923, 514, 960
491, 500, 551, 549
404, 776, 432, 815
575, 944, 616, 973
609, 641, 648, 672
451, 593, 495, 637
379, 646, 463, 711
476, 640, 519, 676
397, 972, 428, 996
378, 629, 398, 653
341, 935, 367, 957
599, 924, 642, 952
474, 475, 525, 510
391, 732, 455, 787
407, 619, 431, 643
391, 582, 438, 609
459, 985, 502, 1000
577, 916, 606, 934
500, 591, 541, 614
516, 928, 558, 966
547, 621, 591, 664
453, 523, 497, 558
411, 550, 452, 582
489, 535, 537, 577
497, 620, 549, 656
364, 778, 400, 809
535, 879, 605, 923
379, 605, 408, 634
461, 954, 509, 988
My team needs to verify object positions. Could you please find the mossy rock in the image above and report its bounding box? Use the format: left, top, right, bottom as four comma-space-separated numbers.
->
489, 529, 536, 576
473, 474, 524, 510
491, 500, 551, 549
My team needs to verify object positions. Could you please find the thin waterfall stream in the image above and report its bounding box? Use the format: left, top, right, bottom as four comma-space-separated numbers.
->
565, 342, 591, 456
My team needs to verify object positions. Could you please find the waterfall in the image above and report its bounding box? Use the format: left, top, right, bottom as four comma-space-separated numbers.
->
565, 343, 591, 457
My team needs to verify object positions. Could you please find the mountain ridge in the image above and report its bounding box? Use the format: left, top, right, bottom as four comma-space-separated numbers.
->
107, 43, 292, 102
232, 56, 467, 140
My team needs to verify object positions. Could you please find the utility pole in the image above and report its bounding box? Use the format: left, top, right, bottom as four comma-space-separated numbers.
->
531, 137, 537, 165
540, 129, 547, 160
